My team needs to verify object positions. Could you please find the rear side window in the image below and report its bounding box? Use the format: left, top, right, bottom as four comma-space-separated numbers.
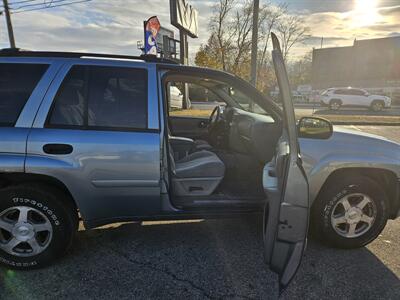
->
0, 63, 48, 126
48, 65, 148, 130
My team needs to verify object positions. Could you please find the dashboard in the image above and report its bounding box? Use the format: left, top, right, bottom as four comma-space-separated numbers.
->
225, 108, 282, 163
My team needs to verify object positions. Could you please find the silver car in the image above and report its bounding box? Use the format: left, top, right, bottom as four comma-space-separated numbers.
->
0, 37, 398, 290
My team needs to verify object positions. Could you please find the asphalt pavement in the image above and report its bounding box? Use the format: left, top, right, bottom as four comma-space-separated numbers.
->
0, 126, 399, 300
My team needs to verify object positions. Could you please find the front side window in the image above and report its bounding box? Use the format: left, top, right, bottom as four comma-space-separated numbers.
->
48, 65, 148, 130
0, 63, 49, 126
168, 82, 221, 118
334, 89, 347, 95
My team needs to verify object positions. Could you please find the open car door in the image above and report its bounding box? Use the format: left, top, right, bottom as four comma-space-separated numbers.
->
263, 33, 309, 292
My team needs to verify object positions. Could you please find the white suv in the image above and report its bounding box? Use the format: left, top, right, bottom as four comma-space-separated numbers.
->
320, 87, 391, 111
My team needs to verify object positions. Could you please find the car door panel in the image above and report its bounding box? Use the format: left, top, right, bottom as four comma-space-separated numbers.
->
26, 128, 161, 223
263, 33, 309, 291
169, 116, 209, 139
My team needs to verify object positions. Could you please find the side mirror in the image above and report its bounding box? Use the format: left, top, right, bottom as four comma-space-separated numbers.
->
298, 117, 333, 139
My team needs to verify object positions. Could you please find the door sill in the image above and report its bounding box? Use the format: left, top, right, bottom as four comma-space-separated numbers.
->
173, 193, 265, 210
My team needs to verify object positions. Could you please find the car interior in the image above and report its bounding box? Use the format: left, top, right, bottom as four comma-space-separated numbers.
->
162, 73, 283, 209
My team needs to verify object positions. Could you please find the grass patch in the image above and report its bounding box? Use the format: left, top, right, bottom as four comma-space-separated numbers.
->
170, 109, 214, 117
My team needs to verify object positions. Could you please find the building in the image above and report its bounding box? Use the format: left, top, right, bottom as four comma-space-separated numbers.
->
312, 36, 400, 90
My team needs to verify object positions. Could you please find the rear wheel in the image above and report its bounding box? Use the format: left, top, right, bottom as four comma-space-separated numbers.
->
0, 184, 78, 269
329, 99, 341, 111
370, 100, 384, 112
311, 176, 388, 249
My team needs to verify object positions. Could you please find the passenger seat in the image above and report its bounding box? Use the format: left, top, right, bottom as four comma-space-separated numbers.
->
169, 145, 225, 196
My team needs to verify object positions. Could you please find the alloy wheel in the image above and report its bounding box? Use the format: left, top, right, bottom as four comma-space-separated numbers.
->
330, 102, 340, 110
0, 206, 53, 257
330, 193, 377, 238
372, 102, 383, 112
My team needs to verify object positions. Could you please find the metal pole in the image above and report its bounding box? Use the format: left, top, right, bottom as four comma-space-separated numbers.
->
2, 0, 16, 48
179, 30, 189, 109
250, 0, 259, 87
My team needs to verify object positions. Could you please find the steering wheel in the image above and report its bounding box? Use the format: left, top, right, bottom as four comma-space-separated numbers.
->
208, 105, 223, 134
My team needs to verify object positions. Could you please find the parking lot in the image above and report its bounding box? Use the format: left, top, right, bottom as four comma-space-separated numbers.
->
0, 126, 399, 300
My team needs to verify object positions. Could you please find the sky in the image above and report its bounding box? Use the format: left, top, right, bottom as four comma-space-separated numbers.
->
1, 0, 399, 62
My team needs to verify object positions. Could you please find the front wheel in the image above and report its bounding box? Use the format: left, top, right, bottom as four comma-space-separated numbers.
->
370, 101, 384, 112
311, 176, 388, 249
0, 184, 78, 269
329, 99, 341, 111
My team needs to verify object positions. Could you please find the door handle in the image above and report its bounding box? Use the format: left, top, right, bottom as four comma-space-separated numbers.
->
199, 120, 208, 128
43, 144, 73, 155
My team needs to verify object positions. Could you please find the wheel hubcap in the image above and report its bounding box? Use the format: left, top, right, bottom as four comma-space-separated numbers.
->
330, 193, 376, 238
0, 206, 53, 257
373, 103, 382, 111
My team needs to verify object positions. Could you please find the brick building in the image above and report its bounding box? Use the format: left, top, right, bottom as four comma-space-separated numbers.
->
312, 36, 400, 90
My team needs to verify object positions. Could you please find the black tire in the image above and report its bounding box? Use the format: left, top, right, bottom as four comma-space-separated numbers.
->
0, 184, 78, 269
311, 176, 388, 249
329, 99, 341, 111
370, 100, 384, 112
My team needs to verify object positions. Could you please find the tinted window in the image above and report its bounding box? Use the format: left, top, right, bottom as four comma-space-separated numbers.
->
0, 63, 48, 126
350, 89, 365, 96
88, 66, 147, 129
49, 66, 86, 126
334, 89, 348, 95
49, 65, 147, 130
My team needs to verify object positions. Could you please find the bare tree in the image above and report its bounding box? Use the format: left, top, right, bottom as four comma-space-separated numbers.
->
276, 14, 310, 61
230, 0, 253, 74
258, 4, 286, 67
209, 0, 235, 71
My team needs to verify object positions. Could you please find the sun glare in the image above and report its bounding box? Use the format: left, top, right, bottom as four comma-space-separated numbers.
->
352, 0, 380, 27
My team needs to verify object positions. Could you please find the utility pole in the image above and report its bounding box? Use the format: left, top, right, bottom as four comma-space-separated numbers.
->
2, 0, 16, 48
250, 0, 259, 87
179, 29, 189, 109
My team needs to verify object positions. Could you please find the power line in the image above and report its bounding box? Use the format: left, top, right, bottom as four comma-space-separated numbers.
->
8, 0, 38, 5
11, 0, 74, 10
11, 0, 91, 13
1, 0, 92, 47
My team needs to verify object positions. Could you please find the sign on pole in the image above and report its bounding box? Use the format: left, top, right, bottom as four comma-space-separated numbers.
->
144, 16, 161, 55
170, 0, 198, 38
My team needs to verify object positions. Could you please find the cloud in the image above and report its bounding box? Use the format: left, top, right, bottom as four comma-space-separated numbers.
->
0, 0, 399, 62
1, 0, 213, 57
379, 5, 400, 16
367, 23, 400, 32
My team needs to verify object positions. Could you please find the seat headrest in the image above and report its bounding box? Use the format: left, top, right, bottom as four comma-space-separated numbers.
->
58, 84, 81, 105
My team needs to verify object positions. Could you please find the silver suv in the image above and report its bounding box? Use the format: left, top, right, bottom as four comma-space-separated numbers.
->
0, 37, 399, 289
320, 87, 391, 111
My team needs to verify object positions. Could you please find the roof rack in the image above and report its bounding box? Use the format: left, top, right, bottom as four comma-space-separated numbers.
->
0, 48, 179, 64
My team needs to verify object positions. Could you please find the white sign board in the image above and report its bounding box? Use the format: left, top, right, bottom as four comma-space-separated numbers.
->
170, 0, 198, 38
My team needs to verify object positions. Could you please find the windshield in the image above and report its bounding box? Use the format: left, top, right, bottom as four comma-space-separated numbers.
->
220, 84, 269, 115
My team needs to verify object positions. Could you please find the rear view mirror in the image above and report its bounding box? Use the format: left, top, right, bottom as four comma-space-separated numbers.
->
298, 117, 333, 139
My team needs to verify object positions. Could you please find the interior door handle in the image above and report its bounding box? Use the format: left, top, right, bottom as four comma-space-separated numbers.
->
43, 143, 73, 155
199, 120, 208, 128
